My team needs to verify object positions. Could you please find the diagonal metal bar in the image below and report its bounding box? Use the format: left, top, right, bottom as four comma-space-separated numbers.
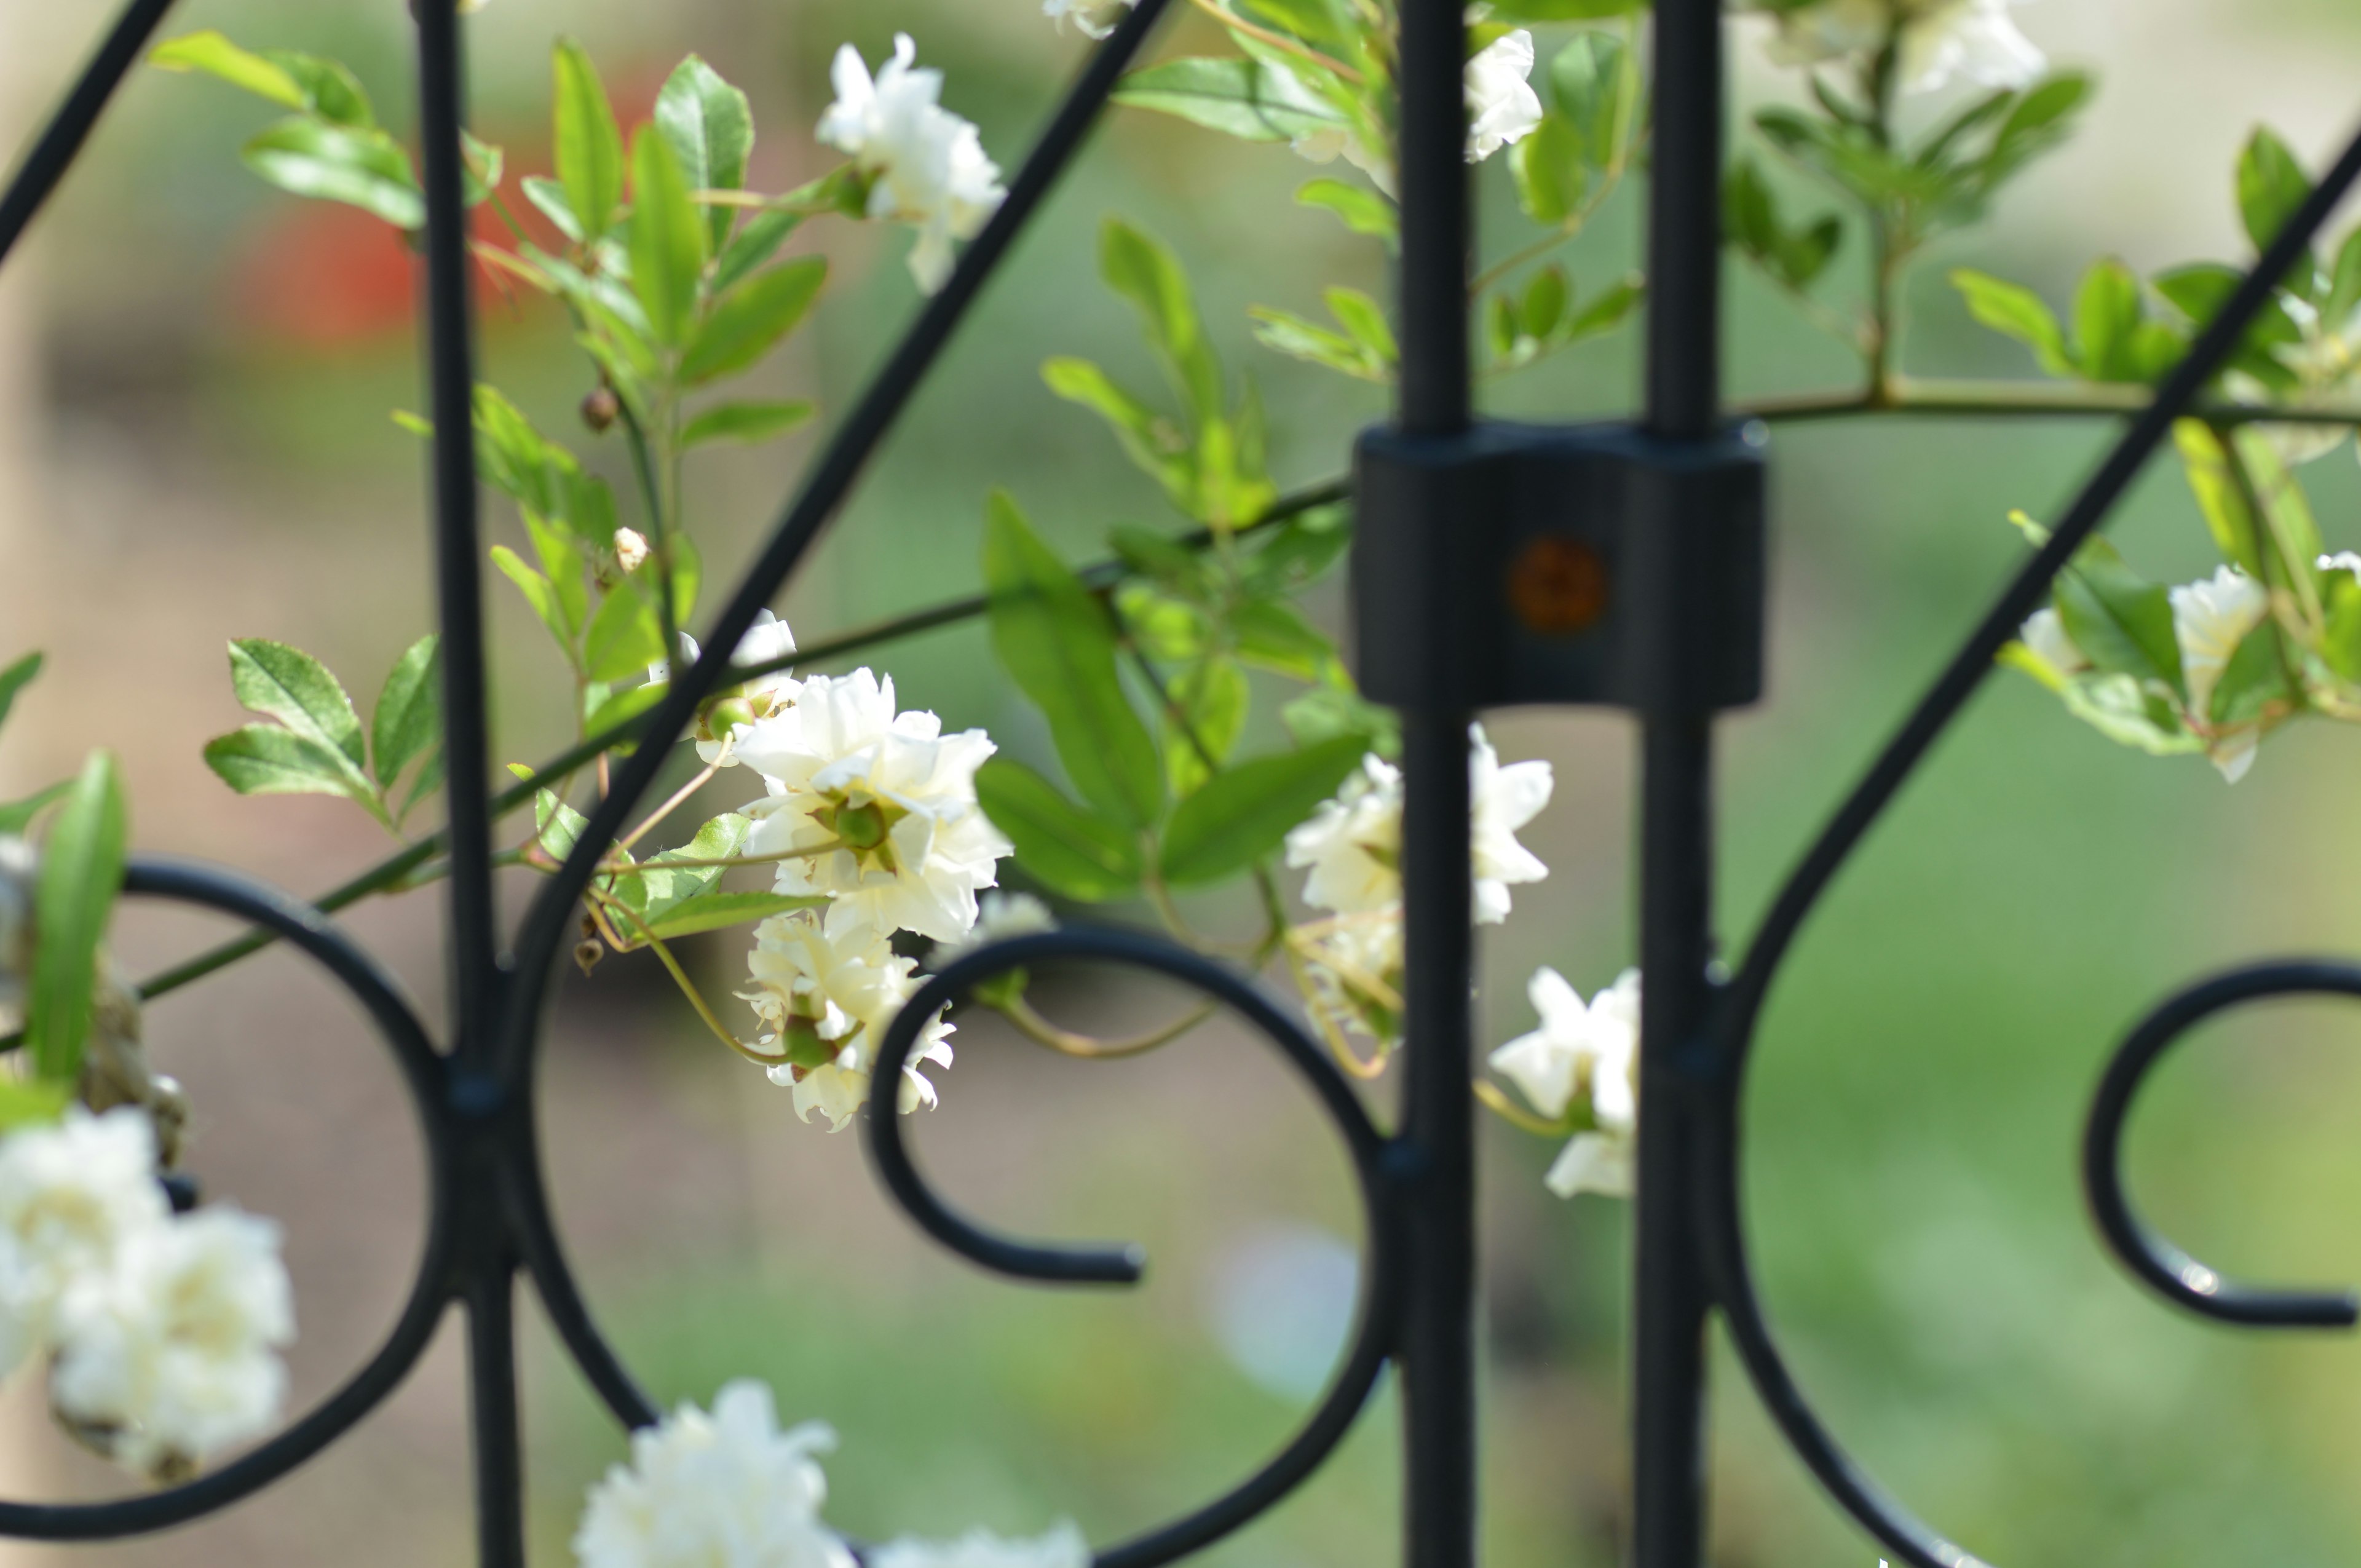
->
0, 0, 179, 268
494, 0, 1177, 1078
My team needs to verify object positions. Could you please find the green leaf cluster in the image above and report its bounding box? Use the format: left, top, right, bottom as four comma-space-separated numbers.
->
203, 637, 444, 831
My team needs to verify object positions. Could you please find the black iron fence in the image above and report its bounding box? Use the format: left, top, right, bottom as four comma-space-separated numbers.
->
4, 1, 2357, 1565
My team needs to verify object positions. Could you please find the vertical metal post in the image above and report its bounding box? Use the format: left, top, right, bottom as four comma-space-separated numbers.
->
1633, 0, 1724, 1565
416, 0, 500, 1051
416, 5, 521, 1564
1393, 2, 1477, 1567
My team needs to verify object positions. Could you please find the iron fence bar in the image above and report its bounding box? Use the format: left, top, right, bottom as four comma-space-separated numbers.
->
1392, 0, 1477, 1565
415, 0, 500, 1063
493, 0, 1177, 1087
0, 0, 178, 267
414, 2, 520, 1562
1632, 4, 1729, 1565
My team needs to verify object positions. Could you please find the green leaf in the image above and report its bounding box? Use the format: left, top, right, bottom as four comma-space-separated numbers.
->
1100, 219, 1224, 429
0, 781, 71, 837
0, 652, 40, 735
532, 786, 590, 860
628, 127, 708, 349
1522, 266, 1569, 339
637, 812, 750, 918
1510, 113, 1586, 226
150, 32, 308, 110
682, 400, 817, 446
2051, 539, 2183, 691
228, 639, 370, 776
2323, 571, 2361, 682
1042, 357, 1192, 504
1549, 28, 1633, 160
371, 635, 441, 794
521, 175, 583, 242
1324, 287, 1398, 364
2054, 670, 2200, 757
1979, 72, 2092, 191
205, 724, 371, 799
973, 758, 1144, 902
2210, 621, 2293, 727
656, 55, 754, 251
26, 751, 125, 1082
1250, 305, 1386, 381
1235, 596, 1337, 679
1297, 179, 1396, 244
584, 584, 667, 684
2327, 228, 2361, 330
681, 256, 827, 384
642, 891, 825, 940
1236, 0, 1358, 56
1159, 736, 1366, 887
526, 510, 589, 636
1166, 655, 1249, 798
462, 130, 504, 207
1950, 268, 2074, 378
266, 50, 373, 128
553, 39, 625, 244
713, 207, 805, 297
0, 1079, 72, 1132
983, 493, 1165, 830
2173, 420, 2265, 577
582, 677, 670, 742
2071, 258, 2144, 383
242, 117, 422, 229
1111, 58, 1343, 144
1490, 0, 1644, 20
493, 545, 575, 655
2237, 127, 2316, 280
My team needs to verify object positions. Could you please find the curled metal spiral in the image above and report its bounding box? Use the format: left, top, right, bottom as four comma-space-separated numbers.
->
0, 858, 455, 1540
866, 927, 1399, 1568
2083, 960, 2361, 1330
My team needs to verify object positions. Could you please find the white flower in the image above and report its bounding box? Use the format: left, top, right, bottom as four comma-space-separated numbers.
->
2016, 606, 2088, 676
871, 1522, 1091, 1568
930, 890, 1058, 968
2169, 565, 2270, 780
1284, 755, 1403, 917
0, 1107, 169, 1374
1490, 968, 1639, 1200
1544, 1132, 1634, 1200
50, 1204, 293, 1481
817, 35, 1006, 293
1465, 31, 1544, 160
1297, 908, 1406, 1050
2319, 551, 2361, 580
574, 1381, 854, 1568
1042, 0, 1136, 39
1760, 0, 2043, 95
735, 669, 1009, 944
1468, 726, 1552, 923
1291, 34, 1544, 194
740, 910, 955, 1131
1488, 967, 1638, 1127
1284, 729, 1551, 926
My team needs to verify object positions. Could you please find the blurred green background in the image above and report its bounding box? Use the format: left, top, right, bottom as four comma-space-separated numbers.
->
6, 0, 2361, 1564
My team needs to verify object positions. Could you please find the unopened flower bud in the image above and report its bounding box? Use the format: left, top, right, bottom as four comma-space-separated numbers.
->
580, 385, 621, 432
612, 528, 650, 574
700, 696, 756, 742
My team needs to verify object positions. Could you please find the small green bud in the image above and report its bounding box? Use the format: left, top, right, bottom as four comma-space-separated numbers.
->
832, 801, 888, 850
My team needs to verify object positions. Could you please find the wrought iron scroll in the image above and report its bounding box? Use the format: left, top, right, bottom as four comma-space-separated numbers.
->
7, 0, 2361, 1565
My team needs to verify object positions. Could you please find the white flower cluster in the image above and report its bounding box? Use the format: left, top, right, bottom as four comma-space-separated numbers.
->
691, 635, 1011, 1131
1284, 727, 1552, 1050
0, 1107, 292, 1481
1757, 0, 2043, 95
575, 1380, 1086, 1568
819, 34, 1008, 294
1041, 0, 1137, 41
2017, 558, 2327, 783
1290, 31, 1545, 196
1490, 968, 1639, 1198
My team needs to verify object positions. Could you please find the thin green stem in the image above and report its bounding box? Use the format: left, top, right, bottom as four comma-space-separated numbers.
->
998, 995, 1220, 1059
1739, 379, 2361, 427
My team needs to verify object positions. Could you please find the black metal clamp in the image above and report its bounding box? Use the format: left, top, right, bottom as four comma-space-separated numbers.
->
1350, 421, 1769, 714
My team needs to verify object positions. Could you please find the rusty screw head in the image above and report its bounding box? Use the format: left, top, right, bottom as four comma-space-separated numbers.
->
1508, 535, 1608, 635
